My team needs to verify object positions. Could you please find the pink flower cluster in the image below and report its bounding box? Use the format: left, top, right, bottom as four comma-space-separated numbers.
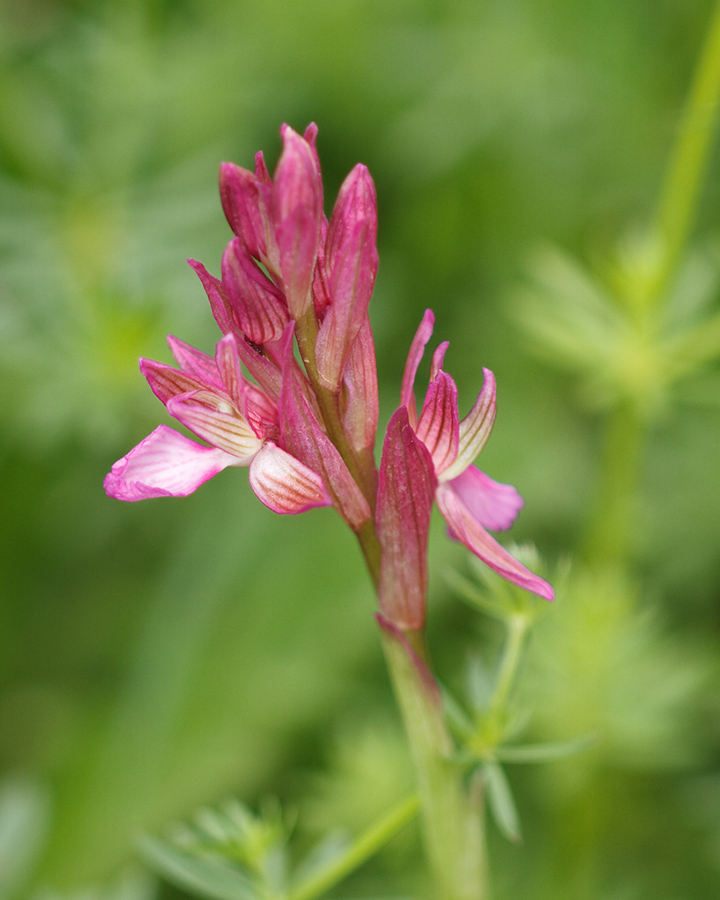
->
105, 124, 553, 627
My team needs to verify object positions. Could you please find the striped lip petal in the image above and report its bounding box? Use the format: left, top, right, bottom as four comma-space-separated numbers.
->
167, 391, 263, 461
436, 482, 554, 601
440, 367, 497, 482
248, 442, 331, 514
104, 425, 237, 501
400, 309, 435, 426
415, 370, 460, 476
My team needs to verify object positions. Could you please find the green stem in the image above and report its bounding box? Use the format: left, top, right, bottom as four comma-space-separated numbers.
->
287, 794, 420, 900
649, 0, 720, 305
485, 614, 529, 734
381, 629, 487, 900
582, 400, 644, 568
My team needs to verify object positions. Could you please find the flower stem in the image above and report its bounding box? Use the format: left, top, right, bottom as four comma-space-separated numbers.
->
486, 613, 529, 732
381, 626, 487, 900
649, 0, 720, 306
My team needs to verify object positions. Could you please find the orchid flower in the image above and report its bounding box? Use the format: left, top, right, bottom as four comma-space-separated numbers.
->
377, 310, 553, 629
104, 332, 330, 515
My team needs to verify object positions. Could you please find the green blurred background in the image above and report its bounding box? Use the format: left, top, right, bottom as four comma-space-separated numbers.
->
1, 0, 720, 898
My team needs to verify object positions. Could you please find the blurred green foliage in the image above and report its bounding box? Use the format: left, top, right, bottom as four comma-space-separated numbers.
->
1, 0, 720, 898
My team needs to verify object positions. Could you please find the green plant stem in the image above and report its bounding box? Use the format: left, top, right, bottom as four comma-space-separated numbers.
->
583, 401, 644, 568
288, 794, 420, 900
486, 614, 529, 734
382, 630, 487, 900
650, 0, 720, 305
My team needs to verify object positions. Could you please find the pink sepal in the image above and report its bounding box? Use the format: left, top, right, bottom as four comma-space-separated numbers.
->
104, 425, 237, 501
218, 161, 273, 264
279, 339, 370, 530
375, 614, 443, 706
442, 368, 497, 481
188, 259, 244, 342
416, 371, 460, 476
272, 125, 323, 318
436, 483, 554, 601
315, 174, 379, 388
400, 309, 435, 426
376, 408, 437, 630
341, 318, 379, 453
248, 442, 331, 514
167, 392, 262, 461
140, 358, 215, 406
167, 335, 224, 391
214, 333, 245, 413
444, 465, 523, 532
222, 238, 289, 344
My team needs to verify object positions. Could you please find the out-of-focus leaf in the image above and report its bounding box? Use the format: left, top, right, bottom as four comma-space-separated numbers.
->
482, 762, 521, 844
0, 776, 50, 900
138, 835, 256, 900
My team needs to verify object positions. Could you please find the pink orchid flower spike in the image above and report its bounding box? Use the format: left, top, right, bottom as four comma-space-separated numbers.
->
383, 309, 554, 607
104, 333, 331, 515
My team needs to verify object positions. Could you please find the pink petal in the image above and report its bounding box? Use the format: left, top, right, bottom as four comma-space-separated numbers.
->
248, 442, 331, 514
400, 309, 435, 427
272, 125, 323, 318
442, 367, 497, 481
436, 483, 554, 601
167, 392, 262, 461
222, 238, 289, 344
376, 408, 437, 630
444, 465, 524, 531
104, 425, 236, 501
415, 370, 460, 476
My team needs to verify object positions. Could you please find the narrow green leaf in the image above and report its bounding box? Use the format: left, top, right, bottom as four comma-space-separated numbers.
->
496, 735, 596, 764
139, 835, 257, 900
483, 763, 521, 844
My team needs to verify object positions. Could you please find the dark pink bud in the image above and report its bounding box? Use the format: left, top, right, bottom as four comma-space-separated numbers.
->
376, 408, 437, 630
272, 125, 323, 318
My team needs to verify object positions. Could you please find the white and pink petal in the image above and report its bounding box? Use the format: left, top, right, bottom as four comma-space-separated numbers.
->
248, 442, 331, 514
103, 425, 237, 501
167, 391, 262, 461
